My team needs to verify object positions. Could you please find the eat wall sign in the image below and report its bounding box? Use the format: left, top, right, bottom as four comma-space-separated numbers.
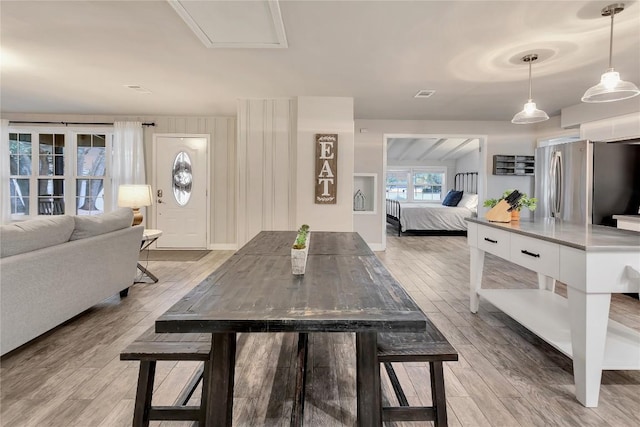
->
315, 134, 338, 204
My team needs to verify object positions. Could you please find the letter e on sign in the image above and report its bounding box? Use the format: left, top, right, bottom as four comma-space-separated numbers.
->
315, 134, 338, 204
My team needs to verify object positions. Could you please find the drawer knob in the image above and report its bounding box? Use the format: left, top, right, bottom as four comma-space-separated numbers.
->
484, 237, 498, 244
521, 249, 540, 258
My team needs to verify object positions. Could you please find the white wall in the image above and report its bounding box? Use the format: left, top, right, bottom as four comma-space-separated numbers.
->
6, 109, 571, 250
353, 119, 557, 248
234, 97, 355, 246
296, 97, 354, 232
236, 99, 296, 246
2, 113, 236, 247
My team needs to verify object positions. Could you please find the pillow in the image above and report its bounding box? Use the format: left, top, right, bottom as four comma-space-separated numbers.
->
442, 190, 464, 207
458, 193, 479, 210
70, 207, 133, 240
0, 216, 75, 258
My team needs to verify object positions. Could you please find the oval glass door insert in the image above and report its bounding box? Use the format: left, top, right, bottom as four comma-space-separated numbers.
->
172, 151, 193, 206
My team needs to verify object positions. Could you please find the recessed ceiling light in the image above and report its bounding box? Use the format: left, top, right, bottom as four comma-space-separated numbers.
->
414, 90, 435, 99
124, 84, 152, 94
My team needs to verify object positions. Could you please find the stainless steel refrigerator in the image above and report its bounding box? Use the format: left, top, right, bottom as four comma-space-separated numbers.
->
534, 140, 640, 226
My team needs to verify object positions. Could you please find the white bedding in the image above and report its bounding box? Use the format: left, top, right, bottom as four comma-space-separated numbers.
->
399, 203, 476, 232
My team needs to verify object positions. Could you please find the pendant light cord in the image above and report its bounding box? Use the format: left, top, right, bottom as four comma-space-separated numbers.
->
528, 59, 533, 100
608, 11, 614, 69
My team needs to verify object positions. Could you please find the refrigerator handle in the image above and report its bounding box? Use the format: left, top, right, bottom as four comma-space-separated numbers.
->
550, 152, 558, 217
553, 151, 563, 217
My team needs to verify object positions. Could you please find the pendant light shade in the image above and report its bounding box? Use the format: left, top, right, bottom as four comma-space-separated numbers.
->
512, 54, 549, 125
582, 4, 640, 103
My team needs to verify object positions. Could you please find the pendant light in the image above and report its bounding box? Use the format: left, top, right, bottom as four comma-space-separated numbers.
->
582, 3, 640, 103
512, 53, 549, 125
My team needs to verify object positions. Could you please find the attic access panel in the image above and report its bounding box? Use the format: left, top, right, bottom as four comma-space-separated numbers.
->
168, 0, 288, 48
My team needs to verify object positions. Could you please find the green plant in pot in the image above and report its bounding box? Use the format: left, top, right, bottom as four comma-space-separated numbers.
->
291, 224, 311, 275
484, 190, 537, 221
292, 224, 310, 249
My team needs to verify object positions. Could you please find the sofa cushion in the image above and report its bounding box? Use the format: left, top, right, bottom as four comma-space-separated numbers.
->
70, 208, 133, 241
0, 216, 75, 258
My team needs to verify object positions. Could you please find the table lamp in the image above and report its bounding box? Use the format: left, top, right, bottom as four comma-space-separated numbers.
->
118, 184, 153, 226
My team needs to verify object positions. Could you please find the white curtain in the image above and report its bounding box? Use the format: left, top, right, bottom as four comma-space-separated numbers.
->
0, 119, 11, 223
112, 121, 146, 209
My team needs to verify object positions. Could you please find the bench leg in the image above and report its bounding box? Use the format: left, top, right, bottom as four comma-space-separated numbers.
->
133, 360, 156, 427
291, 332, 309, 427
430, 361, 448, 427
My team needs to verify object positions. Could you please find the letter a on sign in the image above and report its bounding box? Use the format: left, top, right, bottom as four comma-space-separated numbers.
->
315, 134, 338, 204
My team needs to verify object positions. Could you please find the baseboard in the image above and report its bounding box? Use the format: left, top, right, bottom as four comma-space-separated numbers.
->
367, 243, 385, 252
208, 243, 238, 250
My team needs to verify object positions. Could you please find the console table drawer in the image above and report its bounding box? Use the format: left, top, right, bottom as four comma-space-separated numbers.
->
477, 226, 510, 259
510, 234, 559, 277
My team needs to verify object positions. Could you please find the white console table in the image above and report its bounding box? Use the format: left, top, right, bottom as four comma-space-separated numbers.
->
466, 218, 640, 407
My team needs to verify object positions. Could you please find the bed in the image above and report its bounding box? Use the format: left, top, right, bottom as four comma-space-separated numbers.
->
386, 172, 478, 236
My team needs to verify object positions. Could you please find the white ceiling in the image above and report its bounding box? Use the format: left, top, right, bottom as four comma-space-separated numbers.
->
1, 1, 639, 121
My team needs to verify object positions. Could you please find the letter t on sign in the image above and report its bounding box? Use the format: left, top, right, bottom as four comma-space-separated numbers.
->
315, 134, 338, 204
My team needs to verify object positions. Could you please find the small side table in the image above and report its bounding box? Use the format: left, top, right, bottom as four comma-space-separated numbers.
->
137, 229, 163, 283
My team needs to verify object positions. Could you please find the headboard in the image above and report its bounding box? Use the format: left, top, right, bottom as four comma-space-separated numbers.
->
454, 172, 478, 193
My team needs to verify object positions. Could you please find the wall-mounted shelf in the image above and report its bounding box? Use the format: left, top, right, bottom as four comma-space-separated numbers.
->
353, 173, 377, 214
493, 155, 535, 176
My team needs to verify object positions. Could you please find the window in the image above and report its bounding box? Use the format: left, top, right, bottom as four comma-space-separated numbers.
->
37, 133, 66, 215
172, 151, 193, 206
385, 170, 409, 201
412, 170, 444, 201
386, 167, 446, 202
7, 128, 112, 219
76, 134, 107, 215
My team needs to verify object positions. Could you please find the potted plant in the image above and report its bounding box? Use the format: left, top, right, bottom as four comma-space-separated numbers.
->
291, 224, 311, 275
483, 190, 537, 221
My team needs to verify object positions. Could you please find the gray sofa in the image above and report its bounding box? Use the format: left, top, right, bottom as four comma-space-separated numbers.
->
0, 208, 144, 355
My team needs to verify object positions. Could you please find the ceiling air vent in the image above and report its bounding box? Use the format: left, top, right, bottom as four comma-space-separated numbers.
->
414, 90, 435, 99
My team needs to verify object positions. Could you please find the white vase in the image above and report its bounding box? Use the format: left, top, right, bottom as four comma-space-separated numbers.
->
291, 232, 310, 275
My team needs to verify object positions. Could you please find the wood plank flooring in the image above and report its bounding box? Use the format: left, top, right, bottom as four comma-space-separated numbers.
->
1, 230, 639, 426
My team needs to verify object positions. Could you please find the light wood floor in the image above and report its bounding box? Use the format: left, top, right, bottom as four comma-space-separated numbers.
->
2, 229, 639, 426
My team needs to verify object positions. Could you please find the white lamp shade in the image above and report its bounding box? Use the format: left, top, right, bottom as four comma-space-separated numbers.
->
118, 184, 153, 208
581, 70, 640, 103
511, 101, 549, 124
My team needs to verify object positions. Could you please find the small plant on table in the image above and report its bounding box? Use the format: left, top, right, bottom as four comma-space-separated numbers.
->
291, 224, 311, 275
293, 224, 310, 249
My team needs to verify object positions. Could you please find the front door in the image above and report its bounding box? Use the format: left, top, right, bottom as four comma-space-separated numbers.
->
153, 135, 208, 249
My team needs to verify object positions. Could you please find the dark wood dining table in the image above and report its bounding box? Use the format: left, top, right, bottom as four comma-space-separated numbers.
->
156, 231, 428, 426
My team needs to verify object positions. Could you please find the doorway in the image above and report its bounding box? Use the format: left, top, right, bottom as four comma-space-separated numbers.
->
381, 133, 487, 249
152, 134, 209, 249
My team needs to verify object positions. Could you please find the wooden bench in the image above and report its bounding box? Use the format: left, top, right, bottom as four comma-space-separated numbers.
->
120, 327, 211, 427
377, 327, 458, 426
